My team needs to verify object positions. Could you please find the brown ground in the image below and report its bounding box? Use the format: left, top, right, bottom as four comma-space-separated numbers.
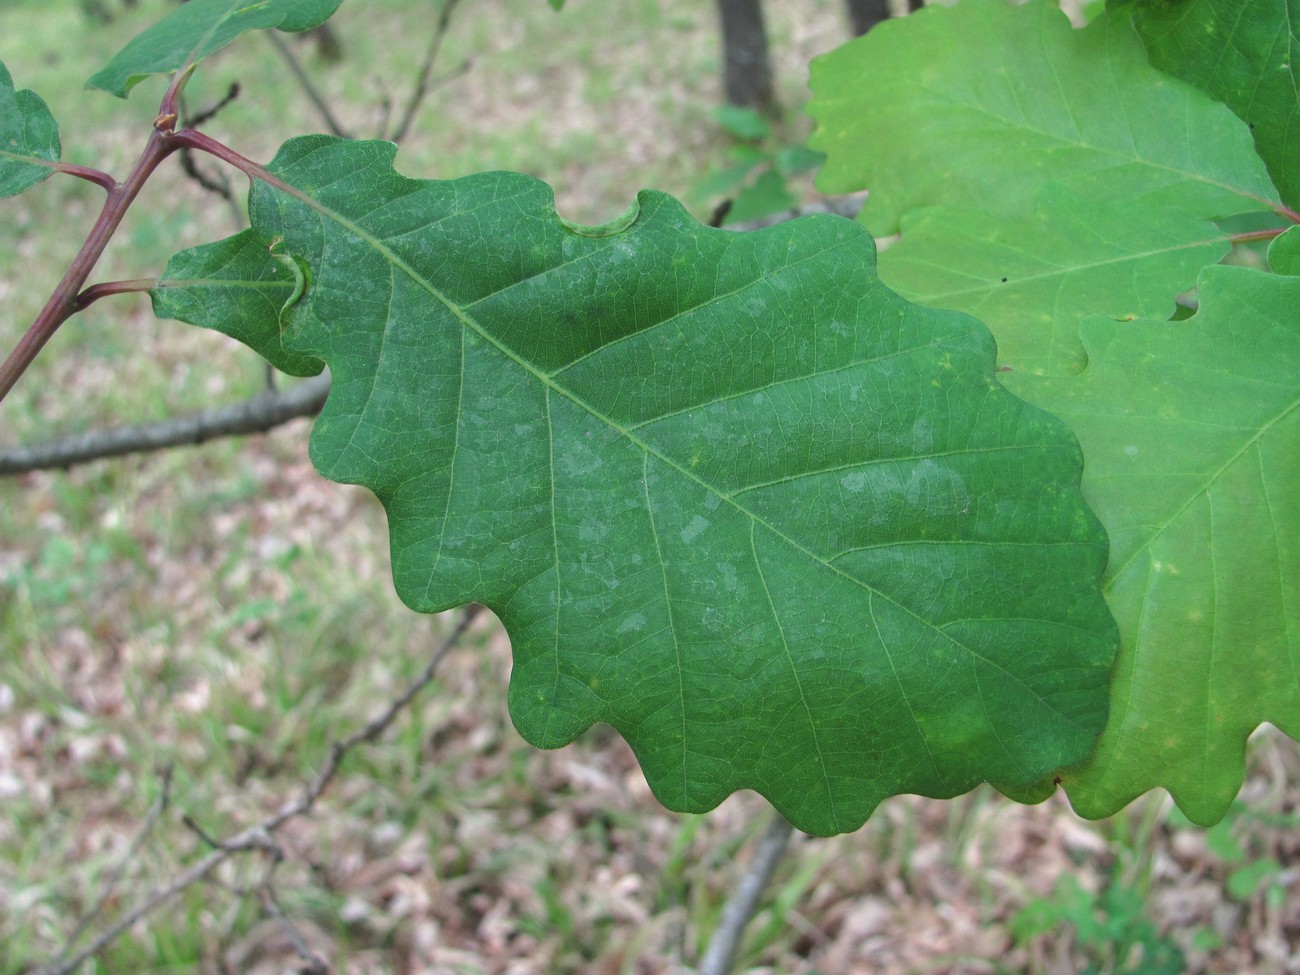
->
4, 442, 1298, 974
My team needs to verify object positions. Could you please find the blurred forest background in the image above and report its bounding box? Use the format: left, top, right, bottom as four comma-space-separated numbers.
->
0, 1, 1296, 972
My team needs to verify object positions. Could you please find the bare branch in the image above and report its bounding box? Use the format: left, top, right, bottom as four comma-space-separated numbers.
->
185, 82, 243, 128
311, 605, 483, 788
177, 145, 236, 203
722, 194, 865, 232
265, 31, 351, 139
59, 765, 174, 960
181, 813, 281, 859
34, 605, 483, 975
696, 810, 796, 975
36, 844, 230, 975
0, 372, 331, 476
170, 83, 250, 226
390, 0, 465, 143
261, 885, 329, 975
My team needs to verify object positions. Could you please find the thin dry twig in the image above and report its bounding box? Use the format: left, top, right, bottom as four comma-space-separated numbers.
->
265, 31, 351, 139
696, 810, 797, 975
181, 813, 282, 861
390, 0, 466, 143
186, 82, 243, 129
32, 604, 483, 975
260, 884, 330, 975
177, 139, 235, 201
174, 83, 244, 212
57, 765, 174, 961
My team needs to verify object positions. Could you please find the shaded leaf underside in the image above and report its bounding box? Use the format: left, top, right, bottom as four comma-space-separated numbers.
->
156, 135, 1117, 835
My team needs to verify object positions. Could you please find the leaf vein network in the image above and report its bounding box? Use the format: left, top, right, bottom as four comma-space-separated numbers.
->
751, 520, 840, 831
547, 234, 857, 381
1104, 394, 1300, 585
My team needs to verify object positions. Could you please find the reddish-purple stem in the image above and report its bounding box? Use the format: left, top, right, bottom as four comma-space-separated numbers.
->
1231, 227, 1289, 244
0, 60, 219, 406
0, 114, 296, 405
157, 63, 194, 127
52, 161, 118, 192
0, 125, 180, 403
75, 278, 159, 311
0, 110, 296, 406
169, 127, 295, 195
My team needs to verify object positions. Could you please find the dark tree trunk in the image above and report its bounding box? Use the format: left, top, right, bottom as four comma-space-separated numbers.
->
846, 0, 924, 35
716, 0, 775, 111
305, 24, 344, 63
845, 0, 889, 35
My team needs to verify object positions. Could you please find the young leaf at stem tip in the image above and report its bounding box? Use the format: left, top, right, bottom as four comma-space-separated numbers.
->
87, 0, 346, 98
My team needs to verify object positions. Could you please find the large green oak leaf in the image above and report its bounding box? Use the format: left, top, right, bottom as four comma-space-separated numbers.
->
1008, 265, 1300, 824
157, 136, 1118, 835
88, 0, 344, 98
808, 0, 1281, 236
1112, 0, 1300, 212
0, 60, 60, 199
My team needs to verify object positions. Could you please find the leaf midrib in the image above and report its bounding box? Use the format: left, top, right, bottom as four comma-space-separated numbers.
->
0, 148, 57, 170
1103, 392, 1300, 590
892, 234, 1228, 304
918, 80, 1280, 214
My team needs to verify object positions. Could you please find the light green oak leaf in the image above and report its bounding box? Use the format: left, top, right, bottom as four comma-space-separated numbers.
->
809, 0, 1280, 235
1008, 264, 1300, 824
1113, 0, 1300, 211
878, 186, 1229, 376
